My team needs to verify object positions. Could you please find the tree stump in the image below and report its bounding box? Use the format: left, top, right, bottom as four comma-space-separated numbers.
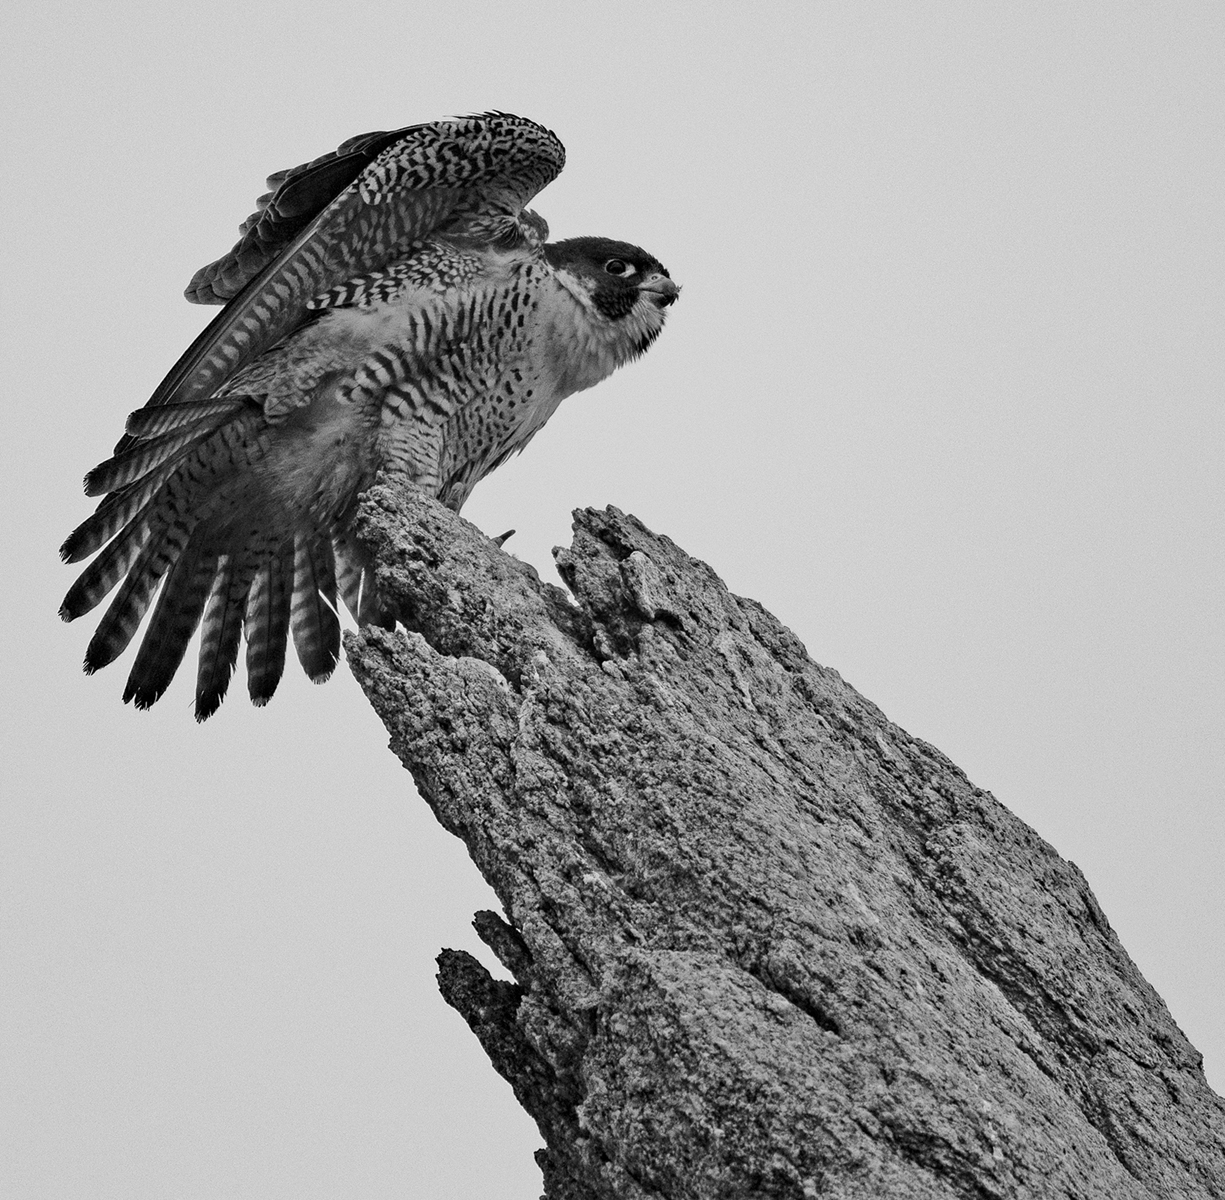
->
345, 483, 1225, 1200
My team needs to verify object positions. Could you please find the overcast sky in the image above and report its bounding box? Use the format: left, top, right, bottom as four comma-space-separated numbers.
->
3, 4, 1222, 1198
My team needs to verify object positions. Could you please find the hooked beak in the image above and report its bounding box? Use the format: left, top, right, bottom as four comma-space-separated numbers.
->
640, 272, 680, 308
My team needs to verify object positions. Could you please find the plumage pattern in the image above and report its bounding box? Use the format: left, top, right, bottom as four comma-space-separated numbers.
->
62, 113, 678, 719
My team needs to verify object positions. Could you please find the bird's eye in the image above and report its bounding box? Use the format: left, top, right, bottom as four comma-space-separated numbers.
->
604, 258, 637, 278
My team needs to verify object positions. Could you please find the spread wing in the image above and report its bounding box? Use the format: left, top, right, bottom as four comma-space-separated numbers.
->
184, 125, 425, 305
121, 113, 565, 447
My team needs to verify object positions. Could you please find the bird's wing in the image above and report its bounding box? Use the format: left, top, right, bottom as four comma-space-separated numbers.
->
123, 113, 564, 443
184, 125, 424, 305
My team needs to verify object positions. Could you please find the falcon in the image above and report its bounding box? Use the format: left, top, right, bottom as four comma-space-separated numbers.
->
60, 113, 678, 720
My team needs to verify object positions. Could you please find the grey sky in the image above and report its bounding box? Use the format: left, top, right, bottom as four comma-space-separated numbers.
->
3, 4, 1222, 1197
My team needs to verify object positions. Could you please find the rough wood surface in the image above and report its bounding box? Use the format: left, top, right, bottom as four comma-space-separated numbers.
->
345, 483, 1225, 1199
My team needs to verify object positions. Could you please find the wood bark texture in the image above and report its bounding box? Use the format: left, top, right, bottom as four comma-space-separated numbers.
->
345, 483, 1225, 1200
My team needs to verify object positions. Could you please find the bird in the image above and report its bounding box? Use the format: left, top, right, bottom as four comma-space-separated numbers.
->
60, 113, 678, 721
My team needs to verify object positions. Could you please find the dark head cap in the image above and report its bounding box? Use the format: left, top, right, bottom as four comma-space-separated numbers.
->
545, 237, 678, 319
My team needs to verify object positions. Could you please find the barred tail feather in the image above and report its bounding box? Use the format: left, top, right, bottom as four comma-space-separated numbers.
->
195, 552, 260, 720
125, 398, 246, 440
63, 381, 382, 716
60, 472, 166, 565
61, 511, 155, 621
334, 535, 364, 620
290, 533, 341, 681
122, 542, 220, 710
245, 545, 292, 706
333, 531, 394, 628
84, 426, 218, 497
82, 519, 195, 672
64, 402, 254, 593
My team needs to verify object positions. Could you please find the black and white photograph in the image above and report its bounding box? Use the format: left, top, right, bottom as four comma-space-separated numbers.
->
4, 4, 1222, 1196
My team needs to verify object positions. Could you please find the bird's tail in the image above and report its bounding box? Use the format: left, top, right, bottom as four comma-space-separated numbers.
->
60, 398, 391, 720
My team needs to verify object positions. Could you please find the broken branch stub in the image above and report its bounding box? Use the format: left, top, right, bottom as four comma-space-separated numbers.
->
346, 482, 1225, 1200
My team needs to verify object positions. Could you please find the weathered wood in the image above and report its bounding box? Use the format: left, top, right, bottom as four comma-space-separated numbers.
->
346, 483, 1225, 1199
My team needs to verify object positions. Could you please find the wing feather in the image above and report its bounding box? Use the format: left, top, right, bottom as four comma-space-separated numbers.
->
118, 114, 564, 457
289, 533, 340, 681
245, 545, 292, 706
121, 541, 218, 710
186, 125, 423, 304
195, 552, 260, 720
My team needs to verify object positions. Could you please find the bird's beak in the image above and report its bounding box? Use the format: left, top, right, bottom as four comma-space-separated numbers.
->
641, 273, 680, 308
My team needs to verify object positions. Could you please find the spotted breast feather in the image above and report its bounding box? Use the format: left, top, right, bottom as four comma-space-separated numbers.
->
61, 113, 678, 720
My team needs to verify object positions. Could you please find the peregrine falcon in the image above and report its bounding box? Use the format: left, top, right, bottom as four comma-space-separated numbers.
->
61, 113, 678, 720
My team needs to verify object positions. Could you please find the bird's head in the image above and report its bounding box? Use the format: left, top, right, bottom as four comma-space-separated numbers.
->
545, 236, 679, 355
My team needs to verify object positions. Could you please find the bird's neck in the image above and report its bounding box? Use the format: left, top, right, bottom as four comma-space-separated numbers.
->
542, 269, 659, 397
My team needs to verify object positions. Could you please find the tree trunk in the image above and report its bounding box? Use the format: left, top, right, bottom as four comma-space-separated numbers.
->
344, 483, 1225, 1200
